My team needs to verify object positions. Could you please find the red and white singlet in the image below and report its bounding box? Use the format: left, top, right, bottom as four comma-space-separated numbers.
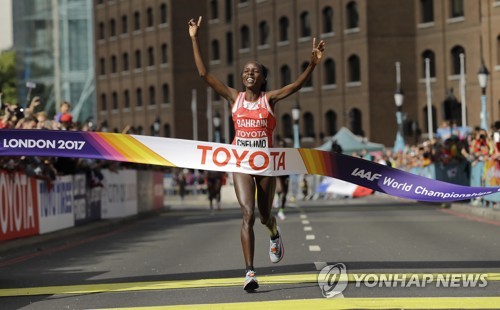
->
232, 92, 276, 148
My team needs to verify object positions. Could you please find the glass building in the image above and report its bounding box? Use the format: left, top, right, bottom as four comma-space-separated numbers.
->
13, 0, 95, 123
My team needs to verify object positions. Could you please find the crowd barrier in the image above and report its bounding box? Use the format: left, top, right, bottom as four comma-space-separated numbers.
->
0, 169, 164, 242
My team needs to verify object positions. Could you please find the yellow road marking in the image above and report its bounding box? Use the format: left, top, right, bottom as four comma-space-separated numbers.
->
0, 273, 499, 297
96, 297, 500, 309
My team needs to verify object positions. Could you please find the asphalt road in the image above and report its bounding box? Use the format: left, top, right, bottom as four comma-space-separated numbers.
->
1, 195, 500, 309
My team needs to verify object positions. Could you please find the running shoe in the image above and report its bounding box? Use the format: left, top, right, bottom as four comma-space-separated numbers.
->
269, 226, 284, 263
277, 209, 286, 220
243, 270, 259, 291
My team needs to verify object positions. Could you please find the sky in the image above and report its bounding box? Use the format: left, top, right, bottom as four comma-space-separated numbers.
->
0, 0, 13, 51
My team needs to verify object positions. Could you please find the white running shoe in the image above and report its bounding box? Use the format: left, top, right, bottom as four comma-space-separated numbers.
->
243, 270, 259, 291
269, 227, 284, 263
277, 209, 286, 220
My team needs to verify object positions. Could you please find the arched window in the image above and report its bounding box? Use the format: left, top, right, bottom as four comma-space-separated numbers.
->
136, 88, 143, 107
161, 44, 168, 64
423, 105, 437, 135
279, 17, 289, 42
211, 40, 220, 60
349, 108, 363, 136
420, 0, 434, 23
135, 49, 142, 68
450, 0, 464, 18
303, 112, 315, 138
442, 88, 461, 122
450, 45, 465, 75
98, 22, 105, 40
134, 11, 140, 30
300, 11, 311, 38
302, 62, 313, 87
110, 19, 116, 37
210, 0, 218, 20
160, 3, 167, 24
162, 83, 170, 103
225, 0, 232, 23
111, 55, 117, 73
280, 65, 291, 87
348, 54, 360, 82
124, 90, 130, 108
147, 7, 154, 27
112, 92, 118, 110
346, 1, 359, 29
149, 86, 156, 105
147, 47, 154, 66
259, 21, 269, 46
226, 32, 233, 64
325, 110, 338, 136
324, 58, 335, 85
121, 15, 128, 34
322, 6, 334, 34
240, 25, 250, 49
99, 57, 105, 75
421, 50, 436, 78
497, 35, 500, 65
101, 93, 107, 110
122, 52, 129, 71
282, 114, 293, 139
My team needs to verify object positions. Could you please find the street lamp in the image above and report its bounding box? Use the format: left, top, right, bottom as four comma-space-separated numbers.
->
213, 111, 221, 143
292, 101, 301, 148
478, 62, 489, 130
394, 61, 405, 153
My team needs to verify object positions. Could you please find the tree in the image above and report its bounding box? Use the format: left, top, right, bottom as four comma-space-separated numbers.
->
0, 50, 18, 105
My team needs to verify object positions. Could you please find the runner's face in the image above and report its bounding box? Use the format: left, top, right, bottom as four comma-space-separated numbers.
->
242, 62, 263, 91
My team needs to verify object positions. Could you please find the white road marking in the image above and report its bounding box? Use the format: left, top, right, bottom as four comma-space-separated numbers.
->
306, 234, 315, 240
301, 220, 310, 225
300, 214, 307, 219
304, 226, 312, 231
309, 245, 321, 252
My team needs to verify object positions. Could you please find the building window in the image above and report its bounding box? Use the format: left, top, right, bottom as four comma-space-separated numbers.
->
162, 83, 170, 103
226, 32, 233, 64
422, 50, 436, 78
121, 15, 128, 34
136, 88, 143, 107
259, 21, 269, 46
161, 44, 168, 64
112, 92, 118, 110
225, 0, 232, 23
325, 110, 338, 136
147, 7, 154, 27
282, 114, 293, 139
124, 90, 130, 108
101, 93, 107, 110
240, 25, 250, 49
99, 57, 106, 75
111, 55, 117, 73
346, 1, 359, 29
420, 0, 434, 23
279, 16, 289, 42
302, 62, 313, 87
98, 22, 105, 40
303, 112, 315, 137
450, 45, 465, 75
450, 0, 464, 18
324, 58, 335, 85
123, 52, 129, 71
322, 6, 334, 34
348, 54, 361, 82
211, 40, 220, 60
148, 47, 155, 66
349, 108, 363, 136
280, 65, 291, 87
134, 11, 140, 30
160, 3, 167, 24
149, 86, 156, 105
497, 35, 500, 65
210, 0, 218, 20
227, 74, 234, 87
110, 19, 116, 37
300, 11, 311, 38
423, 105, 437, 135
135, 49, 142, 68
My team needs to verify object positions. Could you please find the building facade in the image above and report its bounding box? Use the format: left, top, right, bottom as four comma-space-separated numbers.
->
94, 0, 500, 147
13, 0, 96, 123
